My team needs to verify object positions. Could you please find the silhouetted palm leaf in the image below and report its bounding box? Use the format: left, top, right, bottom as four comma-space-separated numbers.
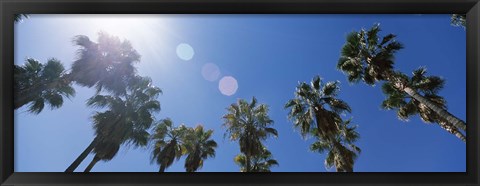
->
14, 58, 75, 114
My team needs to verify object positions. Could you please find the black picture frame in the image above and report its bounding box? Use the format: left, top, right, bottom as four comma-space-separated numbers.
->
1, 0, 479, 185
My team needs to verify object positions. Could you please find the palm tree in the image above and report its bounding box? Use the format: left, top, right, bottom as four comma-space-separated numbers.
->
310, 119, 361, 172
65, 34, 146, 171
14, 58, 75, 114
381, 67, 466, 142
285, 75, 351, 140
223, 97, 278, 172
151, 118, 189, 172
65, 76, 161, 172
183, 125, 218, 172
234, 146, 278, 172
285, 75, 354, 171
337, 24, 466, 132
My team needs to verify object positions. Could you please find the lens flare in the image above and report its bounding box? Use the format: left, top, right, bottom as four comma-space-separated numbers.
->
176, 43, 194, 61
201, 63, 221, 82
218, 76, 238, 96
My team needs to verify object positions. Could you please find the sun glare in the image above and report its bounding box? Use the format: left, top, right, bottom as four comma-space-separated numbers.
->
86, 16, 160, 38
83, 15, 176, 73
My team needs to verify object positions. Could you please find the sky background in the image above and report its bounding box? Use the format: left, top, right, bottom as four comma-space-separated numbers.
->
14, 14, 466, 172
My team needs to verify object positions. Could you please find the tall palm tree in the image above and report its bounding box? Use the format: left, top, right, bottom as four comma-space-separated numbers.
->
285, 75, 354, 171
65, 34, 145, 171
151, 118, 189, 172
310, 119, 361, 172
14, 58, 75, 114
65, 76, 161, 172
234, 146, 278, 172
223, 97, 278, 172
381, 67, 466, 142
183, 125, 217, 172
337, 24, 466, 132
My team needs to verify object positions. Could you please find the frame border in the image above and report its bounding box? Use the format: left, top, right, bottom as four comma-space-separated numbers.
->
1, 0, 479, 185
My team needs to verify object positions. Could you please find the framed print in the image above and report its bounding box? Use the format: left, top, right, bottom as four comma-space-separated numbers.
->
1, 0, 479, 185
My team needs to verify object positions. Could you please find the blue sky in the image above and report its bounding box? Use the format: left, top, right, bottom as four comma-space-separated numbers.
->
14, 14, 466, 172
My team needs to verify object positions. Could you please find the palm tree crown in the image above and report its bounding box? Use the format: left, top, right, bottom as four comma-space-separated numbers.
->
183, 125, 218, 172
285, 75, 351, 140
337, 23, 403, 85
14, 58, 75, 114
151, 118, 189, 172
310, 119, 361, 172
223, 97, 278, 172
71, 32, 141, 96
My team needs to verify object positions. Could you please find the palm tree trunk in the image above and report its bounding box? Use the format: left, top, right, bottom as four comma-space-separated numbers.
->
313, 112, 351, 172
159, 165, 166, 172
438, 121, 466, 142
334, 160, 343, 172
84, 156, 100, 172
245, 129, 251, 172
334, 161, 351, 172
402, 87, 466, 131
385, 72, 467, 133
331, 141, 352, 172
344, 161, 353, 172
245, 154, 251, 172
65, 138, 98, 172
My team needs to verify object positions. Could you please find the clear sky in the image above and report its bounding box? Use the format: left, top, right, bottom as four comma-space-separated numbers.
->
14, 14, 466, 172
